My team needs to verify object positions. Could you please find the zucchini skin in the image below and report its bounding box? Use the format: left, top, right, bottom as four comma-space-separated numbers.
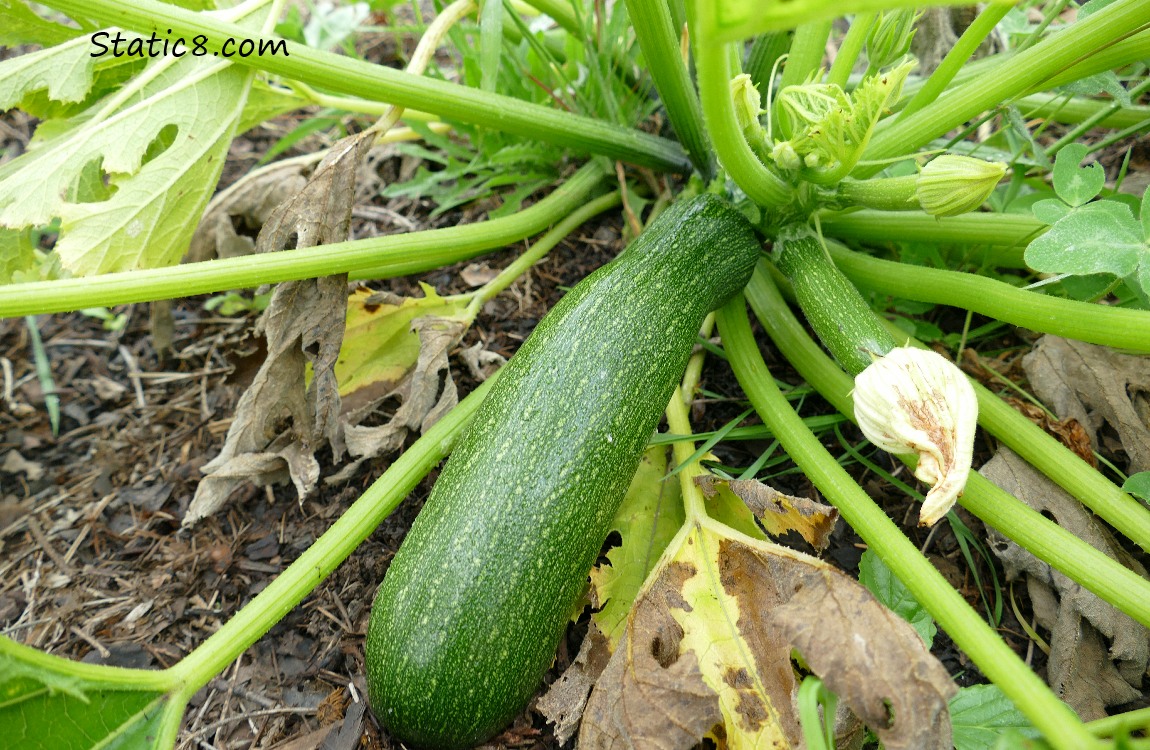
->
365, 194, 761, 749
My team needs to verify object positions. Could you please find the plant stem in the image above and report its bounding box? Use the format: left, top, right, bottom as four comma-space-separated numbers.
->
0, 161, 608, 319
779, 19, 834, 89
745, 31, 791, 102
819, 209, 1044, 250
826, 13, 875, 89
1021, 90, 1150, 129
165, 375, 496, 700
1046, 77, 1150, 157
624, 0, 714, 178
858, 0, 1150, 175
898, 2, 1013, 119
39, 0, 691, 173
716, 289, 1101, 750
825, 242, 1150, 352
871, 319, 1150, 554
467, 189, 621, 315
745, 264, 1150, 627
693, 16, 793, 208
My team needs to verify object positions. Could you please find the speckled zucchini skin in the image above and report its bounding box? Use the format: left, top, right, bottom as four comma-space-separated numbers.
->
364, 194, 761, 749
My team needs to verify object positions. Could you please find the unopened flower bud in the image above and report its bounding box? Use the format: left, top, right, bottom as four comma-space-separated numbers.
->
730, 73, 763, 134
916, 155, 1007, 217
867, 9, 918, 71
852, 347, 977, 526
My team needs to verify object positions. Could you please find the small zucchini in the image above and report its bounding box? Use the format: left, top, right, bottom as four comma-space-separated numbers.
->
365, 193, 761, 749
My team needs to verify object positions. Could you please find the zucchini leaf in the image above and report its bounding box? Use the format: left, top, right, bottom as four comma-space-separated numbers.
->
0, 12, 268, 276
581, 519, 957, 749
0, 635, 182, 750
591, 445, 685, 646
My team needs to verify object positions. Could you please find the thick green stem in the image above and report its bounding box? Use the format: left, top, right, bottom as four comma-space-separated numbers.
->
1019, 92, 1149, 130
820, 209, 1044, 249
693, 16, 793, 208
872, 319, 1150, 554
39, 0, 690, 173
745, 31, 791, 102
827, 13, 876, 89
745, 264, 1150, 627
716, 291, 1100, 750
166, 375, 495, 698
898, 2, 1013, 119
826, 242, 1150, 352
859, 0, 1150, 176
625, 0, 714, 178
0, 161, 608, 318
779, 19, 834, 89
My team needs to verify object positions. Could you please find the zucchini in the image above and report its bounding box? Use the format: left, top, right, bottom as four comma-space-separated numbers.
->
365, 193, 761, 749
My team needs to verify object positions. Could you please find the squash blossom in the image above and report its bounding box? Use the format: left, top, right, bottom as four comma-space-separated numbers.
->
916, 155, 1007, 217
852, 347, 978, 526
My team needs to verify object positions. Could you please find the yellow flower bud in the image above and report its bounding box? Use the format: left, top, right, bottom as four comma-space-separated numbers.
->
916, 155, 1007, 217
852, 347, 978, 526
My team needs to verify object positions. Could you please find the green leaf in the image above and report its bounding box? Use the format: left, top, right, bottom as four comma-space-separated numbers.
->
479, 0, 504, 93
590, 445, 685, 645
0, 636, 182, 750
858, 549, 936, 646
950, 684, 1039, 750
0, 228, 37, 285
1031, 198, 1070, 226
1141, 186, 1150, 243
1025, 200, 1144, 280
0, 0, 85, 46
1051, 143, 1105, 207
1122, 471, 1150, 502
0, 41, 258, 275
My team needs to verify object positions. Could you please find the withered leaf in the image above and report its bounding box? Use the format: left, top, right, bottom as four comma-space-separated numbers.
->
981, 448, 1150, 719
342, 315, 465, 460
724, 477, 839, 551
537, 622, 612, 745
581, 520, 956, 750
188, 131, 376, 523
1005, 396, 1097, 468
1023, 336, 1150, 473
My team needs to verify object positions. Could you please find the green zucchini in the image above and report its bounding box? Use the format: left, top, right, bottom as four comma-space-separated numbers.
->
365, 193, 761, 749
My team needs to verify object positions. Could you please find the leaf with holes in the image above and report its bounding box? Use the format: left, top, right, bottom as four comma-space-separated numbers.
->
580, 518, 956, 749
0, 15, 267, 275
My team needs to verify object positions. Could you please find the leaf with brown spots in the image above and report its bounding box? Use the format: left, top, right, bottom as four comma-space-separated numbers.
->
701, 476, 839, 551
580, 519, 956, 749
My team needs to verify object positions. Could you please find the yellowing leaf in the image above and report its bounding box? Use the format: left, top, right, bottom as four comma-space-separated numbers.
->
335, 285, 472, 403
581, 518, 956, 749
722, 477, 839, 551
591, 445, 685, 647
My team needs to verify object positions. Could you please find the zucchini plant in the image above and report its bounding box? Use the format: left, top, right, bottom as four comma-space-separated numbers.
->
1, 0, 1149, 748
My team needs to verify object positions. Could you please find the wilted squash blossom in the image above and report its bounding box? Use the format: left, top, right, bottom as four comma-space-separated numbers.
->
852, 347, 978, 526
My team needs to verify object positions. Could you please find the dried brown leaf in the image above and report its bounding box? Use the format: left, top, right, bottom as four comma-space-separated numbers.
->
981, 448, 1150, 719
537, 623, 612, 745
187, 160, 309, 263
188, 132, 377, 523
1005, 397, 1097, 468
581, 521, 955, 749
1023, 336, 1150, 473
